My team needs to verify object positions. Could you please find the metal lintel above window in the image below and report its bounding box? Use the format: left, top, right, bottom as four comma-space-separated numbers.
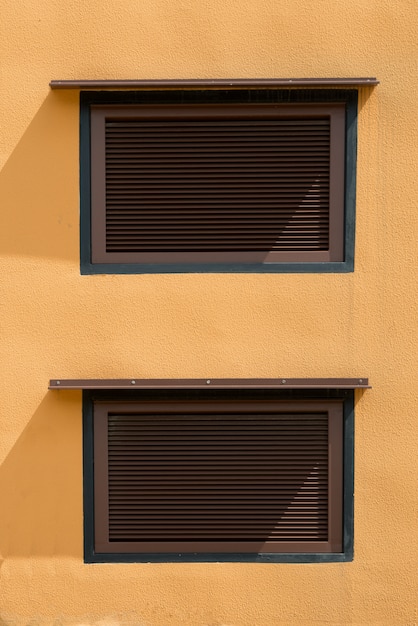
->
49, 378, 371, 390
49, 78, 379, 90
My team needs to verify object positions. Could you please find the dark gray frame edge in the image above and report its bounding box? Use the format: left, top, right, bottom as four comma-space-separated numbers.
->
82, 388, 354, 563
79, 89, 357, 274
82, 391, 95, 561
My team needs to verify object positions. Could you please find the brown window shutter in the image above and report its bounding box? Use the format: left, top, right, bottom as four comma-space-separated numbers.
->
93, 399, 343, 555
90, 104, 345, 266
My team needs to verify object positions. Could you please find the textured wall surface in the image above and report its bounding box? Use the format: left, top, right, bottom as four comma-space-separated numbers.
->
0, 0, 417, 624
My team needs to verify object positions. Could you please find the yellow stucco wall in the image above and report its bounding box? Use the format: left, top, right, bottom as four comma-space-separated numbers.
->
0, 0, 417, 624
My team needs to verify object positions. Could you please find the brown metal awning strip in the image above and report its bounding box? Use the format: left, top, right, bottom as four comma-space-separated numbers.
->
49, 378, 370, 390
49, 78, 379, 90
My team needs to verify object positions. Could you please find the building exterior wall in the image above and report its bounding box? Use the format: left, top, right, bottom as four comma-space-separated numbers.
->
0, 0, 417, 624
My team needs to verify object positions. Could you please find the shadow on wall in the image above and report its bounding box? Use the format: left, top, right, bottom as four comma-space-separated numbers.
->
0, 391, 82, 558
0, 90, 79, 263
0, 87, 376, 266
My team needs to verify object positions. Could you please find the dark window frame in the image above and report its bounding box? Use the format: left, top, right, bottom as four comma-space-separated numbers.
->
80, 89, 358, 274
83, 388, 354, 563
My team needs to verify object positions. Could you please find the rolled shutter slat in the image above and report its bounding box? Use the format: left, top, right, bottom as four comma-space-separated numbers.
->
107, 412, 329, 544
104, 117, 331, 254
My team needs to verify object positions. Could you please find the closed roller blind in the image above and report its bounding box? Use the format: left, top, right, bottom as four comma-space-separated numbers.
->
106, 411, 329, 551
105, 119, 330, 252
90, 104, 345, 265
